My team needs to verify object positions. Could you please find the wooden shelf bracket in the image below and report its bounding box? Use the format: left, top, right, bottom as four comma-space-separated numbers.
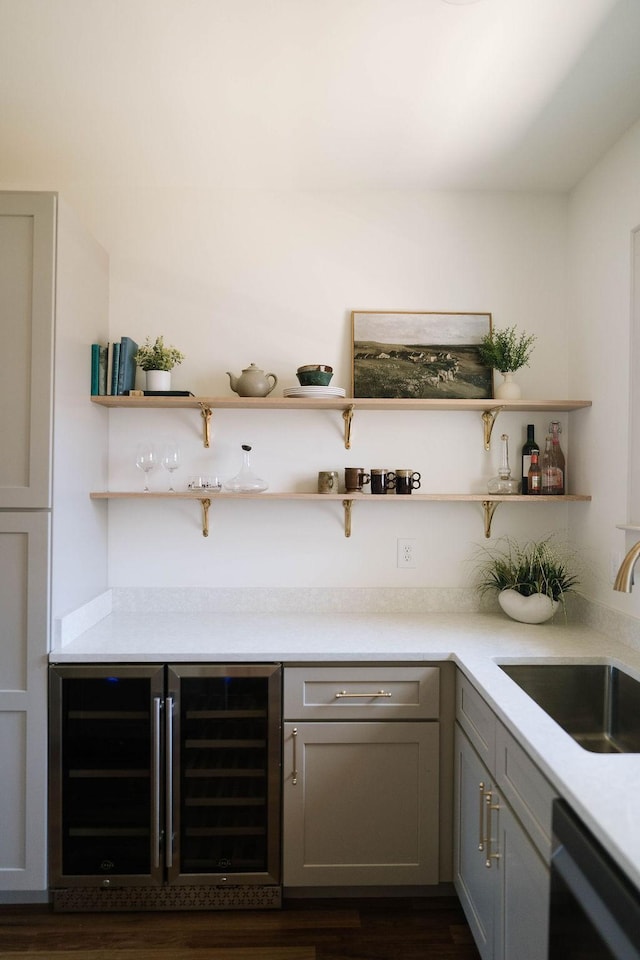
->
481, 407, 504, 451
199, 403, 212, 447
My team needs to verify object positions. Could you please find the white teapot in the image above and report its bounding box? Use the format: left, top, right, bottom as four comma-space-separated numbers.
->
227, 363, 278, 398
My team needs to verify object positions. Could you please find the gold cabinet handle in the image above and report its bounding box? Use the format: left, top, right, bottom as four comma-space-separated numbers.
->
478, 781, 485, 851
335, 689, 392, 698
292, 727, 298, 785
484, 791, 501, 868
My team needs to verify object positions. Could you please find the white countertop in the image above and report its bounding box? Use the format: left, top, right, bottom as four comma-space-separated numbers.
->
51, 610, 640, 891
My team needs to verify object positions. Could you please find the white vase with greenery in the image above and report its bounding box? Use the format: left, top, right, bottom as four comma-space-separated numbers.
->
473, 536, 579, 623
134, 336, 185, 391
478, 325, 536, 400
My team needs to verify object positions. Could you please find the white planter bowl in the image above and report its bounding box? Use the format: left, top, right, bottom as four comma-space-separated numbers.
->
498, 589, 559, 624
146, 369, 171, 391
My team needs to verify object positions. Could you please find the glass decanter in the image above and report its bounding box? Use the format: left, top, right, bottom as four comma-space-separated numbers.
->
224, 444, 268, 492
488, 434, 520, 495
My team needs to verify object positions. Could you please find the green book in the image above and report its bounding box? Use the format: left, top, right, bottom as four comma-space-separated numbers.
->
90, 343, 100, 395
98, 344, 108, 395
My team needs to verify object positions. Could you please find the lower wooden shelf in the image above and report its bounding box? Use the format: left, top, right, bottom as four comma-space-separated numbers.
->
90, 491, 591, 539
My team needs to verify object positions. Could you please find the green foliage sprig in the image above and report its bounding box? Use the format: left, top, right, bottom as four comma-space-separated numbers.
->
134, 336, 185, 372
473, 536, 579, 605
479, 325, 536, 373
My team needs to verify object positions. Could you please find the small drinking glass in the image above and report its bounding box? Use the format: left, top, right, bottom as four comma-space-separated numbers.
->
135, 442, 157, 492
161, 443, 181, 491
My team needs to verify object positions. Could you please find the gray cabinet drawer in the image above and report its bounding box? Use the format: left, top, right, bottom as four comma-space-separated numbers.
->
456, 674, 496, 769
494, 722, 557, 863
283, 666, 440, 720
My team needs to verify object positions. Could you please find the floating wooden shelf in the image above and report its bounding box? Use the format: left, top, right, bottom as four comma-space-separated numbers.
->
90, 491, 592, 539
91, 395, 592, 450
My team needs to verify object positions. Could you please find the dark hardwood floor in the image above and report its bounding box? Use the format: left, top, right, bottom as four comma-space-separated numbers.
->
0, 897, 481, 959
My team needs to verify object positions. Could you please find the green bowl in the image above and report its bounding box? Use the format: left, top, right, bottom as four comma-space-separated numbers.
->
297, 370, 333, 386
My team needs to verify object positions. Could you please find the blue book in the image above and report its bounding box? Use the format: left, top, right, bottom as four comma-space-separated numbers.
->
117, 336, 139, 395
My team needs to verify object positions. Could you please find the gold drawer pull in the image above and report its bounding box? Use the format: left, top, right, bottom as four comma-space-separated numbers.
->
484, 791, 501, 868
335, 689, 392, 698
292, 727, 298, 785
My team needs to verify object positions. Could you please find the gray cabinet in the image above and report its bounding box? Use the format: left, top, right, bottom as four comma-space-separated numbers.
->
0, 191, 108, 897
282, 665, 443, 888
454, 674, 555, 960
0, 192, 55, 508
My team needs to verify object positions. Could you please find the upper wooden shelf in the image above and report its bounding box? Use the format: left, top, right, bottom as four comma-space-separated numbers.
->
91, 395, 592, 412
91, 395, 592, 450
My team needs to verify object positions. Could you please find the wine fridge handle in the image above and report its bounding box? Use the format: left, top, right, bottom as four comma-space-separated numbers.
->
165, 696, 174, 869
152, 697, 162, 869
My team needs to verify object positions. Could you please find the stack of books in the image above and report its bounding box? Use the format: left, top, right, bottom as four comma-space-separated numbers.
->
90, 337, 138, 396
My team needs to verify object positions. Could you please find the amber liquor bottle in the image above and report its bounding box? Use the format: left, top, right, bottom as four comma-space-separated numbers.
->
527, 451, 542, 495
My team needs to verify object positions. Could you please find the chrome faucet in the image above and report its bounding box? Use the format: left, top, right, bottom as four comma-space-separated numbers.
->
613, 540, 640, 592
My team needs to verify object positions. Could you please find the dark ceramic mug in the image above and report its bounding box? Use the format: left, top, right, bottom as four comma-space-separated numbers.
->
394, 470, 421, 494
345, 467, 370, 492
370, 469, 395, 495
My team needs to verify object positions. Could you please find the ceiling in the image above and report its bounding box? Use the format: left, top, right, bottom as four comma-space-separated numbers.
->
1, 0, 640, 192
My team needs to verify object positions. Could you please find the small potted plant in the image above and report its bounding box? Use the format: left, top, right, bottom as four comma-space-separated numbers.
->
479, 325, 536, 399
473, 536, 579, 623
134, 336, 185, 391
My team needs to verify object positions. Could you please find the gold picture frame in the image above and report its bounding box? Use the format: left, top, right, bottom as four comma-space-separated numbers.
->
352, 310, 493, 399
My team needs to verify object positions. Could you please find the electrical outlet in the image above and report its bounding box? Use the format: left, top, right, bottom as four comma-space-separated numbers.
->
397, 538, 417, 569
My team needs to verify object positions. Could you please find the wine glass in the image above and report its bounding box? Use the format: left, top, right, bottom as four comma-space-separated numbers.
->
161, 442, 181, 491
135, 442, 157, 492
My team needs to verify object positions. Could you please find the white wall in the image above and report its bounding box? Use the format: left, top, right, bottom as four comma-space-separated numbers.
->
52, 197, 110, 619
45, 184, 571, 590
567, 116, 640, 618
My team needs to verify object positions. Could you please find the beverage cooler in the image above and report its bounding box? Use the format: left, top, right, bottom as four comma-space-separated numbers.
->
48, 664, 282, 911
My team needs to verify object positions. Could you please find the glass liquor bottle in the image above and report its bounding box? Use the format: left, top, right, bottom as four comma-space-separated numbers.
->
527, 451, 542, 495
488, 434, 520, 494
521, 424, 539, 495
549, 420, 565, 494
540, 435, 554, 495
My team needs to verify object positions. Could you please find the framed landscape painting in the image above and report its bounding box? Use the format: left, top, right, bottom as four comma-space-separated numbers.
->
352, 311, 493, 400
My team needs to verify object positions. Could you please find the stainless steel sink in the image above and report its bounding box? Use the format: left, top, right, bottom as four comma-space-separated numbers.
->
499, 663, 640, 753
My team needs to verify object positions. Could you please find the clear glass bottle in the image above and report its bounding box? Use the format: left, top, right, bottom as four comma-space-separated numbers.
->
488, 434, 520, 494
521, 424, 539, 495
549, 420, 565, 494
224, 444, 268, 492
540, 435, 554, 495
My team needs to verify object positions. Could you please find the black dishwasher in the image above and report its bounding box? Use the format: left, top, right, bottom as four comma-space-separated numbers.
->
549, 799, 640, 959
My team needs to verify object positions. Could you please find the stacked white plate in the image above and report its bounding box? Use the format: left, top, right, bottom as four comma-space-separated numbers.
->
283, 386, 346, 398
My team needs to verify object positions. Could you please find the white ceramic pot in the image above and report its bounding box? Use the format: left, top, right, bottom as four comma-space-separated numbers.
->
498, 589, 559, 624
495, 372, 521, 400
146, 369, 171, 391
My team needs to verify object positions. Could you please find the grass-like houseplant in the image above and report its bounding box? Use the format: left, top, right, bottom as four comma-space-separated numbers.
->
479, 325, 536, 400
473, 536, 579, 622
134, 336, 185, 372
479, 325, 536, 373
